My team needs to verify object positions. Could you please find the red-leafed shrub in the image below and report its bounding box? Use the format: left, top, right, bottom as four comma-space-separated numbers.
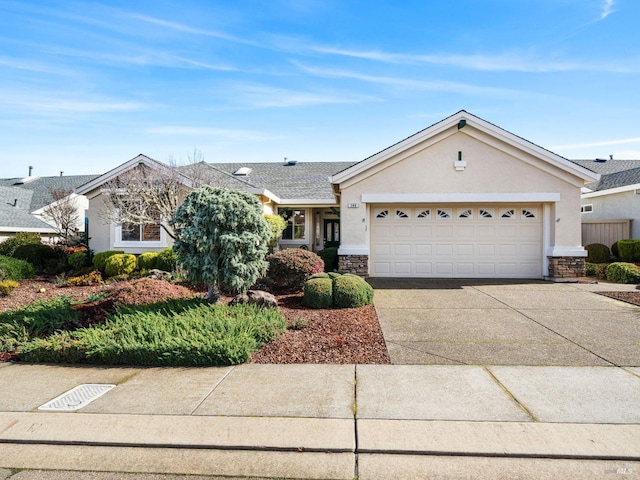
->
267, 248, 324, 292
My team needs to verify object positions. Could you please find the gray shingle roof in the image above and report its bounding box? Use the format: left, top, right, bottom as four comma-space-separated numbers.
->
208, 161, 356, 200
0, 174, 99, 231
570, 159, 640, 191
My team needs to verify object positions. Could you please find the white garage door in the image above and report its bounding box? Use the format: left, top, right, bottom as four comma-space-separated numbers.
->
370, 205, 542, 278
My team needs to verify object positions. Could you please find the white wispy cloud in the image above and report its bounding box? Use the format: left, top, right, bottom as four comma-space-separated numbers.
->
294, 63, 533, 98
551, 136, 640, 150
0, 56, 72, 76
601, 0, 616, 19
146, 126, 282, 142
0, 91, 146, 114
227, 84, 379, 108
310, 46, 634, 73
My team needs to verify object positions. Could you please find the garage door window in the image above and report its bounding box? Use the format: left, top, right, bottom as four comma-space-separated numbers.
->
479, 208, 494, 219
375, 209, 390, 219
522, 208, 537, 219
437, 208, 452, 219
500, 208, 516, 219
396, 209, 409, 219
457, 208, 473, 219
416, 209, 431, 219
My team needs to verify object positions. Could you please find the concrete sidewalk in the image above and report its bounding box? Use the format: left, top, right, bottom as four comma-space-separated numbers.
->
1, 363, 639, 479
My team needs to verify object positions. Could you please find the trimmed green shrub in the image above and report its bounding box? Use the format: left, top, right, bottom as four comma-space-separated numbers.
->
68, 251, 90, 270
318, 247, 339, 272
333, 274, 374, 308
611, 241, 620, 259
309, 272, 330, 280
13, 244, 67, 274
585, 262, 607, 279
264, 214, 287, 253
617, 240, 640, 262
0, 280, 19, 296
0, 255, 35, 281
0, 232, 41, 257
104, 254, 137, 278
19, 300, 287, 366
138, 252, 159, 270
327, 272, 342, 279
156, 247, 177, 272
605, 262, 640, 284
303, 277, 334, 308
92, 250, 124, 273
585, 243, 610, 263
267, 248, 325, 291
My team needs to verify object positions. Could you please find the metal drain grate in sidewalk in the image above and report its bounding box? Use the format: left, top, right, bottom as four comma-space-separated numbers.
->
38, 384, 115, 411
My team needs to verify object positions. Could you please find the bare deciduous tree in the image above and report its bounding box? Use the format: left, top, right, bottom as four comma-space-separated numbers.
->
41, 187, 81, 244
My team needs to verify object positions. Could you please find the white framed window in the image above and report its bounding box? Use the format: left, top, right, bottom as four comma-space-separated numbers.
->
581, 204, 593, 214
278, 208, 307, 241
114, 202, 167, 247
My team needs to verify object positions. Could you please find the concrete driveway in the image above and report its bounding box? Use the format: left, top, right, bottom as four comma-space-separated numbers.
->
369, 279, 640, 366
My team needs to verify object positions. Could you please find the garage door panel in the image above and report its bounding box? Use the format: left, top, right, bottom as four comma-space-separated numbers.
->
370, 204, 542, 278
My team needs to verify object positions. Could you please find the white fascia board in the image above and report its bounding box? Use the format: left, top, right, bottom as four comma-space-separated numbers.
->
582, 183, 640, 199
75, 154, 191, 195
31, 193, 84, 215
247, 188, 281, 204
277, 199, 338, 206
338, 245, 369, 256
360, 193, 561, 203
547, 246, 588, 257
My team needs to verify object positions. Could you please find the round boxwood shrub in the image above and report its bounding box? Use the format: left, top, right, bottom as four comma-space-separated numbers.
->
617, 240, 640, 262
68, 250, 90, 270
267, 248, 325, 291
138, 252, 159, 271
611, 240, 620, 259
605, 262, 640, 284
156, 247, 177, 272
92, 250, 125, 273
585, 243, 610, 263
303, 277, 333, 308
12, 243, 67, 274
333, 274, 374, 308
302, 272, 374, 309
104, 253, 137, 278
0, 255, 35, 281
318, 247, 339, 272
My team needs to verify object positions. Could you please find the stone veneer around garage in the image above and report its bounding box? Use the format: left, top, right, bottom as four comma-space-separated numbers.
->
547, 256, 585, 282
338, 255, 369, 277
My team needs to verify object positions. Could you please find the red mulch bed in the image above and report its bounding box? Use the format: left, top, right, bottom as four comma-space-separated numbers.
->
598, 291, 640, 307
0, 278, 390, 364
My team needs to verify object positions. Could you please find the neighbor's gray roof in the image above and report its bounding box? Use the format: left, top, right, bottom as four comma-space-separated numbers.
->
208, 161, 356, 200
570, 159, 640, 191
0, 174, 99, 231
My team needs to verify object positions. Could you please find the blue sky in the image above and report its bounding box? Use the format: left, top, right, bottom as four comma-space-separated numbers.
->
1, 0, 638, 179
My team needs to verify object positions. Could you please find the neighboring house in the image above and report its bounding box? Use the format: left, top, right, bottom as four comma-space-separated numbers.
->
0, 172, 98, 243
571, 158, 640, 247
77, 111, 598, 280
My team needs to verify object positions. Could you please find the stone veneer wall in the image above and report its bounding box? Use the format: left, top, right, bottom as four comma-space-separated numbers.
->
338, 255, 369, 276
547, 257, 585, 281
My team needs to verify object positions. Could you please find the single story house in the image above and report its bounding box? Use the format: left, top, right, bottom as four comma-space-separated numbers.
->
571, 158, 640, 247
0, 171, 97, 243
76, 111, 598, 281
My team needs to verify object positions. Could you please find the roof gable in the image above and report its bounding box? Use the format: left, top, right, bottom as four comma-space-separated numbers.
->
332, 110, 599, 187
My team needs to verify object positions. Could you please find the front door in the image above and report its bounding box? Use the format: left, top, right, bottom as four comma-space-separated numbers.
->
323, 219, 340, 248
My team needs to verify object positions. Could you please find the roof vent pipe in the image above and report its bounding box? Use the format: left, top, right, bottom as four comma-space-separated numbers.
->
60, 171, 64, 177
610, 154, 613, 160
28, 166, 33, 176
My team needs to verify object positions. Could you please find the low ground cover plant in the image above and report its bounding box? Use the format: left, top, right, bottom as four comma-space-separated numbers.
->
18, 299, 286, 366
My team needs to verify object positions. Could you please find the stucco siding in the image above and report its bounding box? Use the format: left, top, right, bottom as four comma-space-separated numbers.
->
581, 191, 640, 239
340, 131, 583, 250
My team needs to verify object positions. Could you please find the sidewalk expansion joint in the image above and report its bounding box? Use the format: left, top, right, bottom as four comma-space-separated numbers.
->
482, 365, 537, 422
355, 449, 640, 462
0, 438, 353, 454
